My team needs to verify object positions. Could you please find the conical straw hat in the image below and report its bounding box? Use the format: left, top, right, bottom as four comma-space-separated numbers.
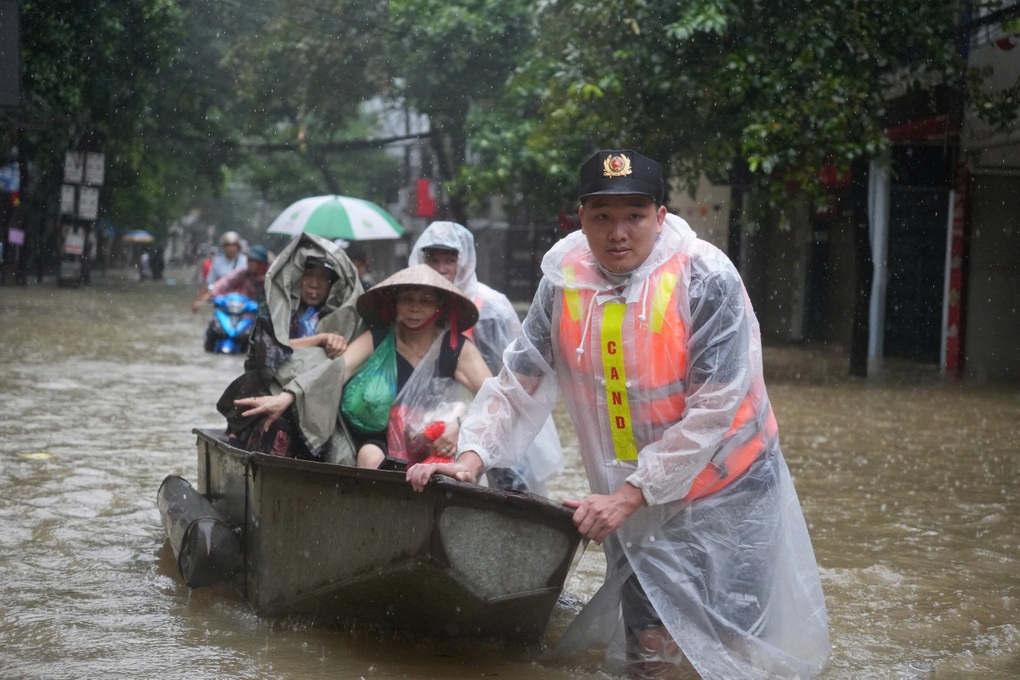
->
355, 264, 479, 329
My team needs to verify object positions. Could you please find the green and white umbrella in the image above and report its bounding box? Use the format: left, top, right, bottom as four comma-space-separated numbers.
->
266, 195, 405, 241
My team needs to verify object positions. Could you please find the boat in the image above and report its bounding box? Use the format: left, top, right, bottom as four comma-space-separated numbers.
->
157, 428, 584, 642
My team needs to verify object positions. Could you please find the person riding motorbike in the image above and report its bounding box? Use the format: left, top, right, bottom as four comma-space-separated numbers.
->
192, 245, 270, 314
205, 231, 247, 287
192, 245, 271, 353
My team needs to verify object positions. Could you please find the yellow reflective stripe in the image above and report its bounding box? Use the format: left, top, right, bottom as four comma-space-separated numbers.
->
601, 303, 638, 461
650, 272, 678, 334
563, 266, 580, 322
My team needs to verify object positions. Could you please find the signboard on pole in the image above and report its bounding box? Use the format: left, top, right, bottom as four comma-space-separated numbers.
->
78, 186, 100, 221
64, 152, 84, 184
63, 228, 85, 255
61, 185, 77, 215
84, 153, 105, 186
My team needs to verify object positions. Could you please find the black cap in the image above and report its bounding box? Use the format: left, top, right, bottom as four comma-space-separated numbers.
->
304, 256, 339, 282
578, 149, 664, 203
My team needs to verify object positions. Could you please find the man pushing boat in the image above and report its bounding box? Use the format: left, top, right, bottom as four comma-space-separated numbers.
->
407, 149, 830, 679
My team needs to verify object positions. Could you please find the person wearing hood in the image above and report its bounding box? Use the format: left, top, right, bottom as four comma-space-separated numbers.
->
408, 221, 564, 495
286, 256, 349, 357
408, 150, 829, 679
219, 234, 364, 462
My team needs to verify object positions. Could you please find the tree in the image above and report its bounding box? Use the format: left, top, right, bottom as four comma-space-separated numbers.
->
101, 0, 242, 236
222, 0, 396, 198
386, 0, 535, 224
472, 0, 972, 211
460, 0, 1020, 376
0, 0, 236, 280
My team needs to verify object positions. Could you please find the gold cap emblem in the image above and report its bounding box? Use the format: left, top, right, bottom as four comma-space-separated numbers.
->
602, 153, 633, 178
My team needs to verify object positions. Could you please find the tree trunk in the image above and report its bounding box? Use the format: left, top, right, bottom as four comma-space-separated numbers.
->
307, 149, 341, 195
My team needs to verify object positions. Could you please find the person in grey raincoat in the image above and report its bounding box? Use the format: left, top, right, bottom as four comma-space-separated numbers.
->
219, 233, 365, 463
408, 150, 829, 679
408, 221, 564, 495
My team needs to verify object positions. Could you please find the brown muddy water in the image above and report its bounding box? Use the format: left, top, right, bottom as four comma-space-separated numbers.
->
1, 270, 1017, 679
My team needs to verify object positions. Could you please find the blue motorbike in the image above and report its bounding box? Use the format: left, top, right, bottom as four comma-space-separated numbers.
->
203, 293, 259, 354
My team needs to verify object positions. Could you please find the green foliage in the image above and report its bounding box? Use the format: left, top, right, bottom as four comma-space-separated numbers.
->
3, 0, 400, 244
100, 0, 241, 235
470, 0, 974, 214
215, 0, 401, 208
386, 0, 535, 220
223, 0, 387, 138
2, 0, 236, 241
8, 0, 1016, 245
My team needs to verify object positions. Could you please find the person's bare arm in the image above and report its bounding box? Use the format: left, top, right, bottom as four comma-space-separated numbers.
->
290, 333, 348, 358
339, 330, 376, 383
191, 289, 211, 314
453, 340, 493, 394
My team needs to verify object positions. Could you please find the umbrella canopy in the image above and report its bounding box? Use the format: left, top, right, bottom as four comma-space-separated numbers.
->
267, 195, 404, 241
122, 230, 154, 244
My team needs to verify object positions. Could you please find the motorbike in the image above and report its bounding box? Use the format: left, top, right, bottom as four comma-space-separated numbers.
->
203, 293, 259, 354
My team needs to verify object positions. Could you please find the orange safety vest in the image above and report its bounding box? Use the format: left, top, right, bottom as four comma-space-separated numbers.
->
557, 253, 777, 502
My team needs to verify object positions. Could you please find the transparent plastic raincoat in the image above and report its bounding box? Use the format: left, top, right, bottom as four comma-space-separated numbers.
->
458, 215, 829, 678
409, 221, 564, 494
386, 332, 476, 465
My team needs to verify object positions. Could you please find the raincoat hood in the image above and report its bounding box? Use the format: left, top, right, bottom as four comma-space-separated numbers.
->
407, 221, 480, 297
218, 232, 365, 464
541, 212, 696, 296
264, 233, 363, 342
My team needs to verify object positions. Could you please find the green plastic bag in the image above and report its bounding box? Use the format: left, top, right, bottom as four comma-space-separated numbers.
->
340, 329, 398, 434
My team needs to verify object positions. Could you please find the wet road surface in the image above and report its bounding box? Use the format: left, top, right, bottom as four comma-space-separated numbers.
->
1, 270, 1017, 679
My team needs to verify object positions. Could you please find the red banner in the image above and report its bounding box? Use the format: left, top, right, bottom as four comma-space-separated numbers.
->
415, 178, 436, 218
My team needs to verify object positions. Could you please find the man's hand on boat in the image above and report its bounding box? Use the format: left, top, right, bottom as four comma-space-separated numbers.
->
563, 482, 645, 544
234, 391, 296, 430
407, 450, 484, 491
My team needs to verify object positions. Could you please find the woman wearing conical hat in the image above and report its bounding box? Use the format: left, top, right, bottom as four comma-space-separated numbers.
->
343, 264, 491, 468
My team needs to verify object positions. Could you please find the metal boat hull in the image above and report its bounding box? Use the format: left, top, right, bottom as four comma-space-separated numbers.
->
186, 428, 583, 641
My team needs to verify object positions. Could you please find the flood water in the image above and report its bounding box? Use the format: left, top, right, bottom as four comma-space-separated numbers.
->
1, 270, 1017, 679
